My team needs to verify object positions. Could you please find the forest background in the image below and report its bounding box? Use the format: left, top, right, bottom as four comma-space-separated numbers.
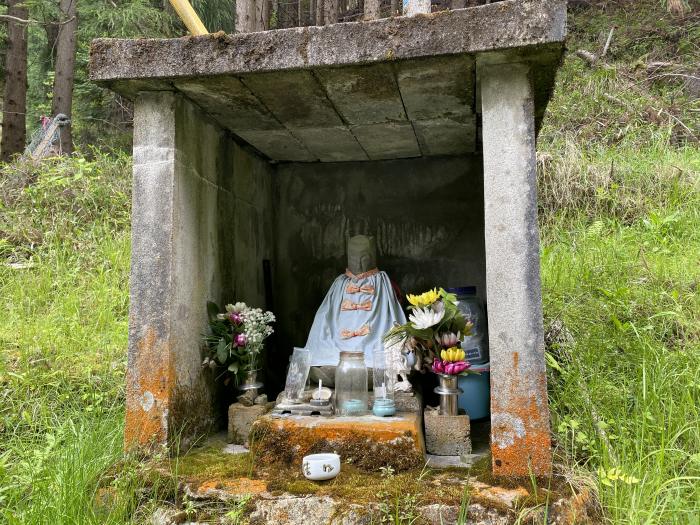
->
0, 0, 699, 523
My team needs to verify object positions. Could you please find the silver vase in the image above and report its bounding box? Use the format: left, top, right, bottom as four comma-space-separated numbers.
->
434, 374, 463, 416
239, 369, 264, 396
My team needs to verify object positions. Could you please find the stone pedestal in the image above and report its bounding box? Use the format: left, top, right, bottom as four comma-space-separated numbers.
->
424, 408, 471, 456
228, 403, 269, 445
251, 412, 424, 472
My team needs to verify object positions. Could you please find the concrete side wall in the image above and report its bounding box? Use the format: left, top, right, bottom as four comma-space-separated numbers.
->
126, 92, 273, 449
272, 156, 485, 388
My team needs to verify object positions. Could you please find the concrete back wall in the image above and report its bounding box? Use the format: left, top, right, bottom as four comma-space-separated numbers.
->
271, 156, 485, 389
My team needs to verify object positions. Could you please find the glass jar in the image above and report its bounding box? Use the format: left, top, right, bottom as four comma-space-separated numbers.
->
335, 350, 368, 416
372, 349, 396, 416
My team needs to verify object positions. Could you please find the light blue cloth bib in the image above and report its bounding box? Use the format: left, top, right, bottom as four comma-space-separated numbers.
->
305, 269, 407, 368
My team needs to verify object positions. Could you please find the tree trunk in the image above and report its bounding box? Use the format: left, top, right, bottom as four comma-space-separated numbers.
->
323, 0, 337, 24
51, 0, 78, 155
1, 0, 28, 162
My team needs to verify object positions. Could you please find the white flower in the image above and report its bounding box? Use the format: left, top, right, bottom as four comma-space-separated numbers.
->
409, 306, 445, 330
225, 302, 247, 313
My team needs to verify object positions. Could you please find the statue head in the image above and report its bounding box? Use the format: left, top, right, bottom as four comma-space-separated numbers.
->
347, 235, 377, 274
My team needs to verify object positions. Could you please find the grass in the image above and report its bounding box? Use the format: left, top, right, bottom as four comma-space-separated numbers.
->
0, 1, 699, 523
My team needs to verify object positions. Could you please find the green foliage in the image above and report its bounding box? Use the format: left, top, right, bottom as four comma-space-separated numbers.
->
539, 4, 700, 523
0, 153, 132, 523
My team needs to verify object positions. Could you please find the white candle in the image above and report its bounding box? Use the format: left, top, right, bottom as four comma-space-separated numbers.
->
318, 379, 322, 399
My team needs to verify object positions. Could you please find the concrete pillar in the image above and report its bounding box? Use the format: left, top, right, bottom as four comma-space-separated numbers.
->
480, 63, 552, 477
403, 0, 430, 16
126, 92, 224, 451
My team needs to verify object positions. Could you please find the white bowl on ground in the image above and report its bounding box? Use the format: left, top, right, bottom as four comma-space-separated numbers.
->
302, 453, 341, 481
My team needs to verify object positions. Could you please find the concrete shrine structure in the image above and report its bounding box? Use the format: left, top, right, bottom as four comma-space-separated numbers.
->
90, 0, 566, 477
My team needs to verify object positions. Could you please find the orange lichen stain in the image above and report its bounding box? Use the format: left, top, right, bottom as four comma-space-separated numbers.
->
198, 478, 268, 495
124, 327, 176, 450
491, 370, 552, 478
271, 415, 423, 452
513, 351, 519, 369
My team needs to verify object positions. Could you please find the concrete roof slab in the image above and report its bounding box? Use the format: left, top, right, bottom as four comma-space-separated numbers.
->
293, 127, 369, 162
315, 64, 406, 125
241, 70, 344, 129
413, 117, 477, 156
396, 56, 474, 121
236, 129, 316, 161
89, 0, 565, 162
174, 76, 281, 131
351, 122, 421, 160
90, 1, 565, 81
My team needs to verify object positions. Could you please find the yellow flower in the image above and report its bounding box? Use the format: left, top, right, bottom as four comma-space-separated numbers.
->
440, 347, 465, 362
407, 288, 440, 308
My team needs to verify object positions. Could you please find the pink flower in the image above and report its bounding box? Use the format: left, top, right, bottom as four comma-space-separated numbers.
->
444, 361, 469, 375
431, 358, 445, 374
235, 333, 247, 347
228, 312, 243, 324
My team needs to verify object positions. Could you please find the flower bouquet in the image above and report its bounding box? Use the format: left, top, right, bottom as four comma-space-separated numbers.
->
385, 288, 474, 416
203, 301, 275, 388
384, 288, 473, 376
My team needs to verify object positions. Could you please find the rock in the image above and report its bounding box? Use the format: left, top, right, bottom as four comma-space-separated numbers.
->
237, 392, 255, 407
151, 506, 187, 525
249, 496, 371, 525
471, 481, 529, 511
222, 443, 249, 455
250, 497, 337, 525
419, 504, 459, 524
254, 393, 268, 405
424, 408, 471, 456
228, 403, 269, 444
418, 503, 511, 525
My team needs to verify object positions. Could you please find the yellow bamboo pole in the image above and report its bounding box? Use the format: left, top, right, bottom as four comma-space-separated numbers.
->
168, 0, 208, 36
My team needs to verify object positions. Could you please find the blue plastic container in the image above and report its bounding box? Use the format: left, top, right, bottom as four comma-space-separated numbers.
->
457, 362, 490, 420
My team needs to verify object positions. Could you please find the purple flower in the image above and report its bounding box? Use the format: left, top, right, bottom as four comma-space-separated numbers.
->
444, 361, 469, 375
235, 333, 248, 347
228, 312, 243, 324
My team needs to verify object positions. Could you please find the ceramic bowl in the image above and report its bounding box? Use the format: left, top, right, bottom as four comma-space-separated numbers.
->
302, 453, 341, 481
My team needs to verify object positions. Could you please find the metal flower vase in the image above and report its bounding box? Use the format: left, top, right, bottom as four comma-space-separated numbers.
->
239, 369, 264, 396
434, 374, 463, 416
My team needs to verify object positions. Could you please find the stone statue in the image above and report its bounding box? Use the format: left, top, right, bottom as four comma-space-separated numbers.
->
305, 235, 407, 387
384, 330, 414, 393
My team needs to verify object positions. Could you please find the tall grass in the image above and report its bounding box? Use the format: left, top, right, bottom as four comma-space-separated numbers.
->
538, 3, 700, 521
0, 152, 133, 523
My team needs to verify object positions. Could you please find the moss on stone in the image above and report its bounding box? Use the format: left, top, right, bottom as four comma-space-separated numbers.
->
170, 446, 254, 481
250, 420, 423, 473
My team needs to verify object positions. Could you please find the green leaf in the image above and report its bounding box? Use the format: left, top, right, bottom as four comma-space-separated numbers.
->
207, 301, 221, 322
228, 363, 239, 373
216, 340, 228, 364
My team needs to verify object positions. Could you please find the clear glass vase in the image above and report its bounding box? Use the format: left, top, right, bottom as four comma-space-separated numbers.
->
372, 348, 396, 416
335, 350, 368, 416
283, 347, 311, 403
